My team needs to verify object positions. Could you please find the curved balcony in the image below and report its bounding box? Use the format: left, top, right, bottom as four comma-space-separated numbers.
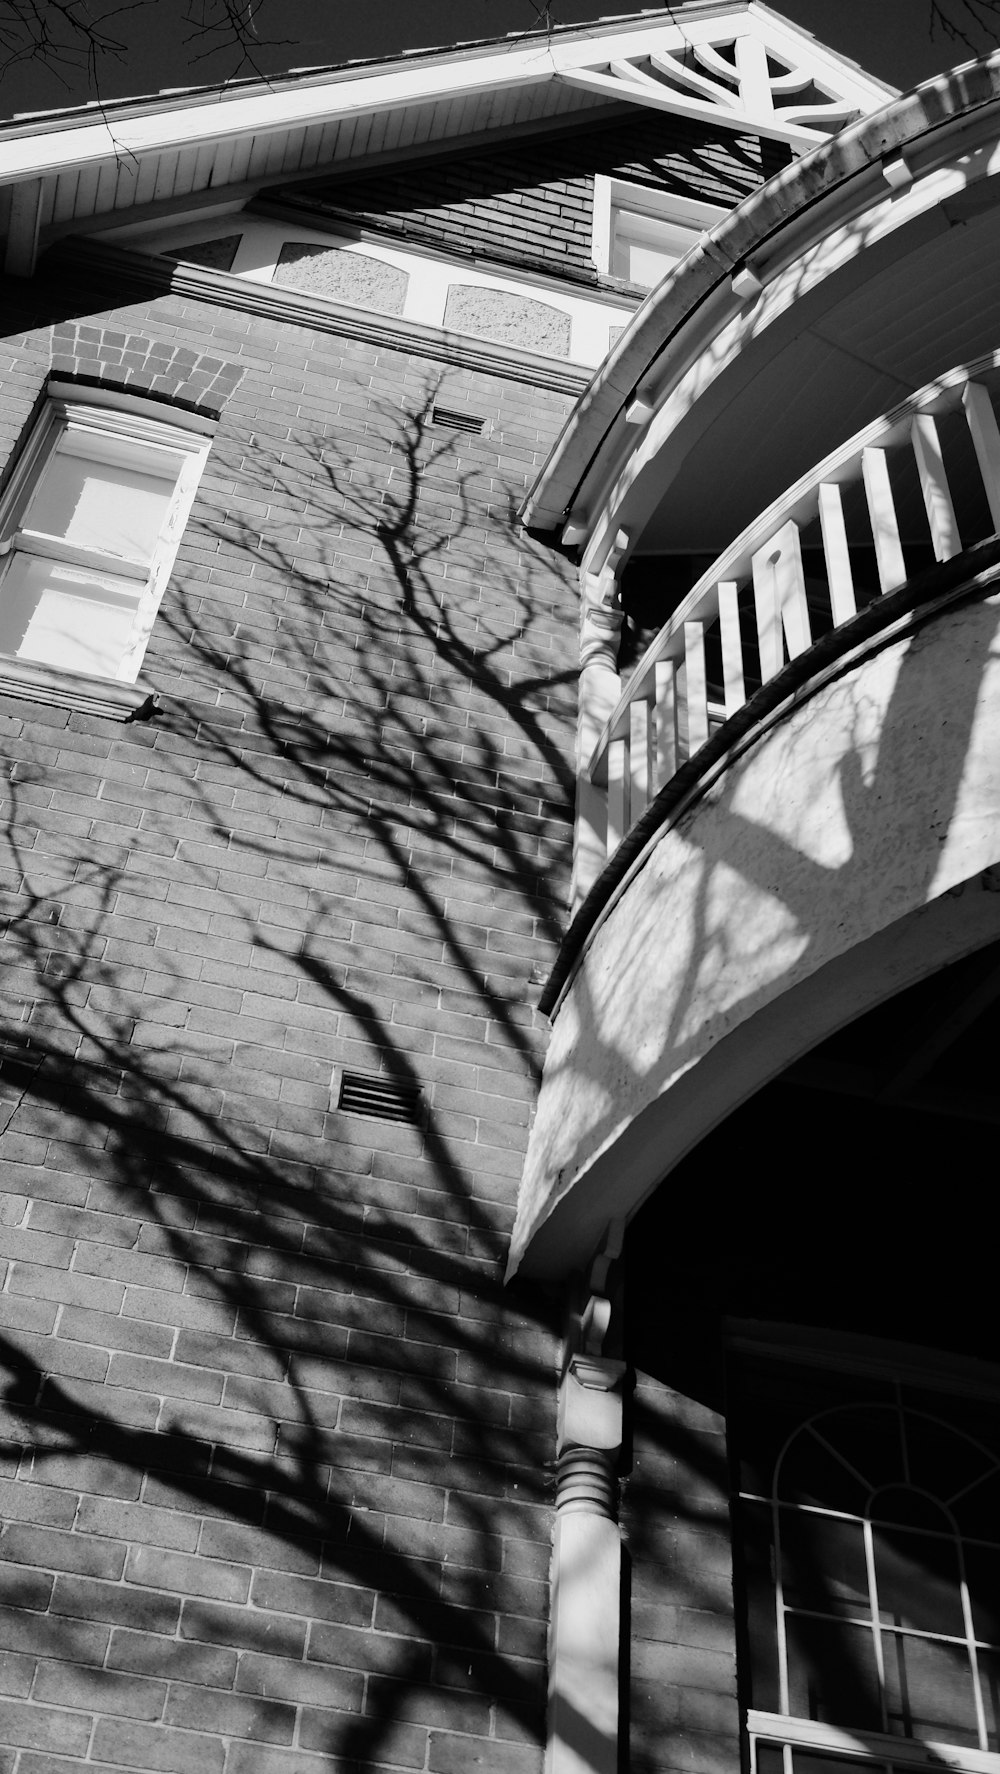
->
514, 353, 1000, 1278
554, 354, 1000, 1010
600, 355, 1000, 842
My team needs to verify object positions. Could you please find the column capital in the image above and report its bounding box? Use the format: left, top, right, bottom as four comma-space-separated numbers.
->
558, 1222, 627, 1462
580, 565, 624, 671
580, 529, 630, 673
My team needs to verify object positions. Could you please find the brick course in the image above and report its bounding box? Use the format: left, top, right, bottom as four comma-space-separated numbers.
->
0, 261, 573, 1771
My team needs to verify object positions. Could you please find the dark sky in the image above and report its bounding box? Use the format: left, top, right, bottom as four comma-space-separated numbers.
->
0, 0, 997, 120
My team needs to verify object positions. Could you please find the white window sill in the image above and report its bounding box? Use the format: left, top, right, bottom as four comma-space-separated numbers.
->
748, 1710, 1000, 1774
0, 654, 157, 720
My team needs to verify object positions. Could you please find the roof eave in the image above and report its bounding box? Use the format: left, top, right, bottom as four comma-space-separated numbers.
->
522, 52, 1000, 540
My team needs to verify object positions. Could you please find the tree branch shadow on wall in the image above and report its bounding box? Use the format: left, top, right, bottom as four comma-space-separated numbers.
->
536, 312, 1000, 1766
0, 376, 579, 1765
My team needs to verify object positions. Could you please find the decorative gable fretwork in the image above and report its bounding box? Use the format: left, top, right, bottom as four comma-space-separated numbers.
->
559, 11, 892, 151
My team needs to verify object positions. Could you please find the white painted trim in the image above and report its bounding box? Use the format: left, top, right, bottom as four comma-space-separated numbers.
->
592, 176, 727, 283
0, 7, 894, 195
114, 212, 636, 371
548, 1322, 626, 1774
59, 237, 594, 396
591, 175, 613, 280
561, 67, 830, 150
524, 58, 1000, 538
572, 107, 1000, 578
558, 4, 891, 152
547, 1512, 622, 1774
0, 391, 212, 686
46, 379, 218, 435
748, 1712, 1000, 1774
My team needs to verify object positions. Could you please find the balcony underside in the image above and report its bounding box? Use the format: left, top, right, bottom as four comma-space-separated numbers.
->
510, 553, 1000, 1278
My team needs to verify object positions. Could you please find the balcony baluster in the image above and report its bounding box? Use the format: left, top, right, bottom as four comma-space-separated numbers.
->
581, 359, 1000, 894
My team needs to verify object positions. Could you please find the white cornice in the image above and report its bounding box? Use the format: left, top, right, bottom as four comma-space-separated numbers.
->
0, 10, 893, 179
0, 4, 894, 277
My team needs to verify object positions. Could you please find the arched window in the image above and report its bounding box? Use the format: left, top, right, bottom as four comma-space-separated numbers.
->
737, 1361, 1000, 1774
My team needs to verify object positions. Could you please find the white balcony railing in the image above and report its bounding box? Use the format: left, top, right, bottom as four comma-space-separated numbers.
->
589, 354, 1000, 868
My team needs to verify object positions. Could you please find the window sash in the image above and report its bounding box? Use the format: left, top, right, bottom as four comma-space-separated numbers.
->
592, 174, 725, 287
0, 393, 210, 683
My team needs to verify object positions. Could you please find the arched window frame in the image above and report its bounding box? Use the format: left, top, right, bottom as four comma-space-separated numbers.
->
734, 1342, 1000, 1774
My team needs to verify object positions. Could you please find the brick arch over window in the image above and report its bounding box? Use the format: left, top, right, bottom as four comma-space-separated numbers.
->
48, 322, 244, 418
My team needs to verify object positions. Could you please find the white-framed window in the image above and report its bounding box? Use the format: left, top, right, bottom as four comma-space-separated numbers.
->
734, 1344, 1000, 1774
592, 176, 725, 290
0, 383, 212, 684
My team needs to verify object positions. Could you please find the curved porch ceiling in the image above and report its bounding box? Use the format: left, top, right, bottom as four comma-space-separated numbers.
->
525, 54, 1000, 564
637, 200, 1000, 552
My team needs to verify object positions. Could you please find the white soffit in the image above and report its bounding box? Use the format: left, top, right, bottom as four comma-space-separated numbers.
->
0, 3, 894, 276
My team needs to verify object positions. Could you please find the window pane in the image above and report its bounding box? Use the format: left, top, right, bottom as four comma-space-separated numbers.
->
733, 1362, 891, 1497
964, 1542, 1000, 1646
0, 555, 139, 677
757, 1750, 887, 1774
785, 1613, 883, 1729
873, 1522, 966, 1636
811, 1408, 905, 1495
611, 211, 698, 288
902, 1409, 995, 1504
25, 447, 179, 563
977, 1646, 1000, 1749
778, 1425, 872, 1514
882, 1630, 979, 1745
779, 1509, 870, 1618
951, 1470, 1000, 1542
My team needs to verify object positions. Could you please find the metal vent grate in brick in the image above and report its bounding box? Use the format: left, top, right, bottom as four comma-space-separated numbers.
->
431, 405, 486, 436
338, 1070, 424, 1125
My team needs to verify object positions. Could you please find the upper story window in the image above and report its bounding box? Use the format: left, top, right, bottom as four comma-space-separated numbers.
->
593, 177, 725, 290
0, 385, 212, 684
734, 1345, 1000, 1774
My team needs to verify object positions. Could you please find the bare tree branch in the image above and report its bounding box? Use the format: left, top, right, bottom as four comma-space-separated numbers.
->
0, 0, 290, 95
929, 0, 1000, 51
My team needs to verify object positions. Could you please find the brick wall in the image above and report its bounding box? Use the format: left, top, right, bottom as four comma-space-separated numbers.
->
276, 115, 789, 287
624, 1376, 740, 1774
0, 266, 577, 1772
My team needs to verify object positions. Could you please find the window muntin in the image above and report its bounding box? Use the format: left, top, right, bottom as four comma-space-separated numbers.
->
0, 390, 211, 682
738, 1371, 1000, 1774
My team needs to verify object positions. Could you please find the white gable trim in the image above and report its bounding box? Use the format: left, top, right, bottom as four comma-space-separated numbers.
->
559, 4, 896, 151
0, 4, 895, 276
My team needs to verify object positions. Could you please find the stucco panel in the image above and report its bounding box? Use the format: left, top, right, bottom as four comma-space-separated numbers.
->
514, 592, 1000, 1271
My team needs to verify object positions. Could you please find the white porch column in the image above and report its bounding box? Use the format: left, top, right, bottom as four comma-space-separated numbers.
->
547, 1228, 626, 1774
572, 536, 628, 915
